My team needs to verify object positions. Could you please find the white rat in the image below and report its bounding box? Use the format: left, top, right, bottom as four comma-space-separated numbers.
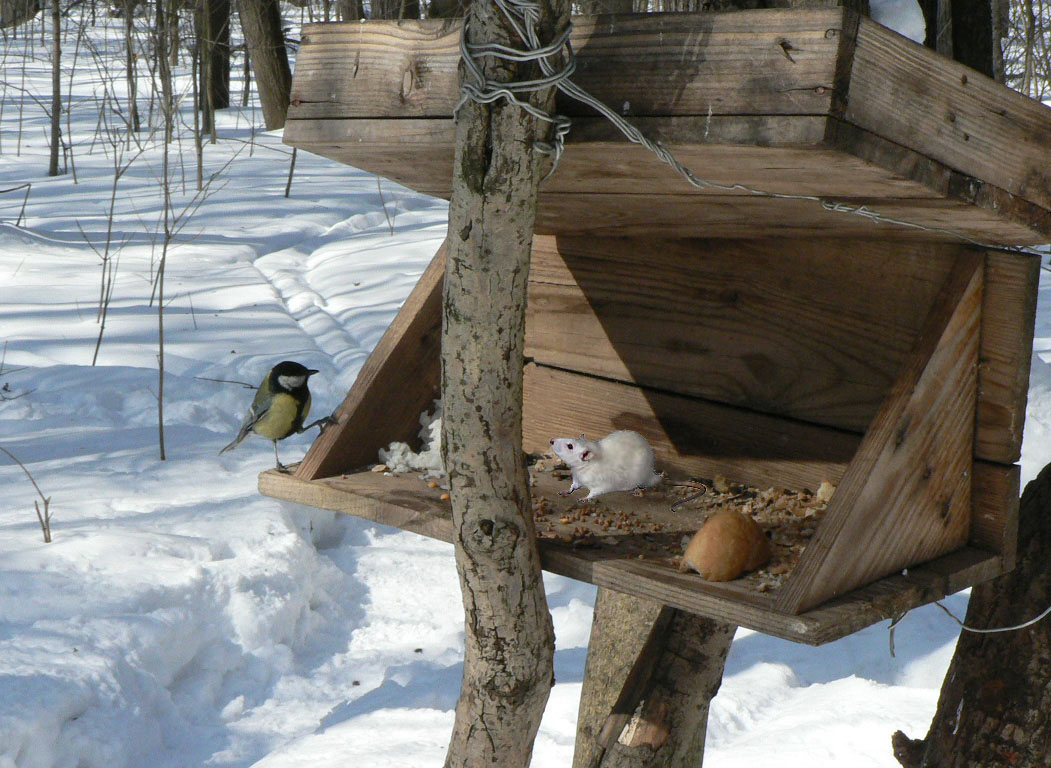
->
549, 430, 708, 506
549, 430, 661, 500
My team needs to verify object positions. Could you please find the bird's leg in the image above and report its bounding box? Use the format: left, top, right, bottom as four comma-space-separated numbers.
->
274, 440, 289, 473
297, 414, 336, 434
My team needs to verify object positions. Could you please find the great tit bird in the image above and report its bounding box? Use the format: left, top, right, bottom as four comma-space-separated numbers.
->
219, 360, 332, 471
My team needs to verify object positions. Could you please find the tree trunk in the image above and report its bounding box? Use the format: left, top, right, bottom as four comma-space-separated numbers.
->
196, 0, 230, 134
372, 0, 420, 18
440, 0, 569, 764
594, 610, 736, 768
920, 0, 1005, 81
48, 0, 60, 176
237, 0, 290, 130
156, 0, 174, 141
574, 590, 665, 768
122, 0, 140, 132
1, 0, 38, 29
338, 0, 364, 20
427, 0, 466, 17
892, 462, 1051, 767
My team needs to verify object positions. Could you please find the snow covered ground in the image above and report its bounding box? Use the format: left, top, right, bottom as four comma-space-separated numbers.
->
1, 5, 1048, 768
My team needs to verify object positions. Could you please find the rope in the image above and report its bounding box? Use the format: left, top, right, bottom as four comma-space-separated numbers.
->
456, 1, 1050, 256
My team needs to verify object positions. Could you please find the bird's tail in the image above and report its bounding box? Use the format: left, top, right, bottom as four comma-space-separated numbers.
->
219, 425, 251, 455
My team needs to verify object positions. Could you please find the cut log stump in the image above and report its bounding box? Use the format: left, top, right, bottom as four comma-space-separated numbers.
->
575, 588, 737, 768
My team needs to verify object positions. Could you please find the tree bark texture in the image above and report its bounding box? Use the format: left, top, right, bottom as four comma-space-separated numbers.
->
440, 0, 568, 764
122, 0, 140, 133
338, 0, 365, 19
595, 610, 736, 768
892, 462, 1051, 768
48, 0, 60, 176
237, 0, 290, 129
156, 0, 175, 141
0, 0, 37, 28
574, 589, 665, 768
372, 0, 421, 19
428, 0, 467, 17
196, 0, 231, 127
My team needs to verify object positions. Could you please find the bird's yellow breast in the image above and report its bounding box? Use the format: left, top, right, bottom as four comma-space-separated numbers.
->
252, 392, 308, 440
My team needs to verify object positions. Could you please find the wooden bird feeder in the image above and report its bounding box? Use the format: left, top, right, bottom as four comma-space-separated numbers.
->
261, 9, 1048, 645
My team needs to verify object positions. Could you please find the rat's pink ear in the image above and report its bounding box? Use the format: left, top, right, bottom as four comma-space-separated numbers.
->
581, 449, 593, 462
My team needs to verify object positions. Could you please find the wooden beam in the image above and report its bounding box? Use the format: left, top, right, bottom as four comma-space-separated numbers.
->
284, 13, 1051, 244
285, 119, 1051, 244
776, 252, 984, 614
287, 12, 845, 121
847, 15, 1051, 214
294, 242, 445, 480
976, 249, 1040, 463
259, 466, 1008, 643
970, 462, 1019, 571
530, 193, 1049, 244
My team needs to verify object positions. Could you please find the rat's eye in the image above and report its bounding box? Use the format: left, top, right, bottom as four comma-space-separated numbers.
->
567, 443, 573, 450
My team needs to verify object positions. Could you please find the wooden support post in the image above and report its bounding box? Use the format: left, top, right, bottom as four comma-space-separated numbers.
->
575, 590, 737, 768
574, 589, 665, 768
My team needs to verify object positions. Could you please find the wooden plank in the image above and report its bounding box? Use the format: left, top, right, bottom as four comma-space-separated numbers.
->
284, 116, 944, 200
970, 462, 1020, 571
527, 237, 1037, 463
286, 118, 1051, 244
846, 15, 1051, 214
284, 13, 1051, 245
527, 236, 956, 434
776, 252, 984, 614
594, 547, 1002, 645
294, 242, 445, 480
529, 193, 1049, 244
287, 12, 845, 122
824, 119, 1051, 246
260, 469, 456, 542
976, 250, 1040, 463
522, 362, 860, 492
258, 467, 1009, 644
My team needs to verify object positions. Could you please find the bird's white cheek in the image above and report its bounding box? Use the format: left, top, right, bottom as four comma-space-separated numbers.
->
278, 374, 306, 389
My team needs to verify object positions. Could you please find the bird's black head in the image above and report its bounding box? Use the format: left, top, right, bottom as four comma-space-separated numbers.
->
271, 360, 318, 392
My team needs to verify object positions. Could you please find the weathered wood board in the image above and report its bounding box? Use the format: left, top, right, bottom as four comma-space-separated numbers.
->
775, 252, 982, 613
298, 236, 1037, 481
260, 466, 1005, 644
295, 242, 445, 480
284, 11, 1051, 244
527, 236, 1036, 464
